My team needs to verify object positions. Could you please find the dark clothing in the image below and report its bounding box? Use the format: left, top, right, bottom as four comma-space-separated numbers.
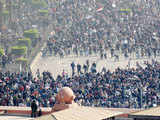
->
31, 101, 38, 118
77, 64, 81, 74
38, 109, 42, 117
83, 64, 88, 73
71, 62, 75, 76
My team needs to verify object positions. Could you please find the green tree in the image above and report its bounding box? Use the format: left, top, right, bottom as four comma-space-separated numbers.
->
2, 10, 9, 16
23, 29, 39, 39
31, 0, 48, 9
2, 10, 9, 24
0, 48, 4, 57
39, 9, 49, 16
11, 46, 27, 56
15, 57, 28, 65
18, 38, 31, 47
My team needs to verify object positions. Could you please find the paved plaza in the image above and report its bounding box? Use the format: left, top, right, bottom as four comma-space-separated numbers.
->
30, 53, 160, 78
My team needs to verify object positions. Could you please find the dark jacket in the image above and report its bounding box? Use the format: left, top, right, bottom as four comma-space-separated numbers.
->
31, 100, 38, 113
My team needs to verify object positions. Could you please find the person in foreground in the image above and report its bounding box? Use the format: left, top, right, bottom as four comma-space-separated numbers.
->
51, 87, 77, 112
31, 99, 38, 118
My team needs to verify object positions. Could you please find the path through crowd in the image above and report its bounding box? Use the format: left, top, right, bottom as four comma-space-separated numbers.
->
30, 53, 160, 78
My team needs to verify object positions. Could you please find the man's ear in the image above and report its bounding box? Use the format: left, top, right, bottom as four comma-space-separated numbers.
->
65, 96, 74, 104
71, 96, 74, 100
55, 94, 59, 103
70, 95, 75, 104
72, 95, 75, 100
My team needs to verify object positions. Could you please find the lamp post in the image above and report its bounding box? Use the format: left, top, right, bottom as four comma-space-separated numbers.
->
0, 1, 2, 31
6, 0, 12, 26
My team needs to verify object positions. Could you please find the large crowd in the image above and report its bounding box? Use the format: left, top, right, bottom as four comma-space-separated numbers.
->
0, 60, 160, 109
1, 0, 160, 67
1, 0, 160, 111
43, 0, 160, 59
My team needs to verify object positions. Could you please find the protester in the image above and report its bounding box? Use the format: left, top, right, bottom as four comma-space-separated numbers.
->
1, 0, 160, 69
43, 0, 160, 59
0, 60, 160, 109
1, 0, 160, 110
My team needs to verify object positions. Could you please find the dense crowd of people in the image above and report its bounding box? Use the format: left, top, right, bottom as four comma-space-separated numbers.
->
0, 60, 160, 109
1, 0, 160, 113
1, 0, 160, 67
43, 0, 160, 59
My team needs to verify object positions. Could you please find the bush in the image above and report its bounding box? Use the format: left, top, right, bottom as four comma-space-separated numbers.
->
2, 10, 9, 17
39, 9, 49, 16
120, 8, 132, 12
11, 46, 27, 56
18, 38, 31, 47
0, 48, 4, 56
23, 29, 39, 39
119, 8, 132, 15
22, 0, 32, 4
15, 57, 28, 64
31, 0, 48, 9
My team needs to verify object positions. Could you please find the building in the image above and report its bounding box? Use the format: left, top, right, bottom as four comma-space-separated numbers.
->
36, 106, 123, 120
129, 106, 160, 120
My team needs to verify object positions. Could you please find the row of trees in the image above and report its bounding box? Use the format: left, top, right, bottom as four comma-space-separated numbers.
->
0, 0, 48, 31
11, 29, 39, 67
0, 29, 39, 67
0, 0, 49, 71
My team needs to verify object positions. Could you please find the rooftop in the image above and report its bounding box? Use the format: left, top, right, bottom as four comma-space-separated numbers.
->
129, 106, 160, 119
0, 115, 33, 120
